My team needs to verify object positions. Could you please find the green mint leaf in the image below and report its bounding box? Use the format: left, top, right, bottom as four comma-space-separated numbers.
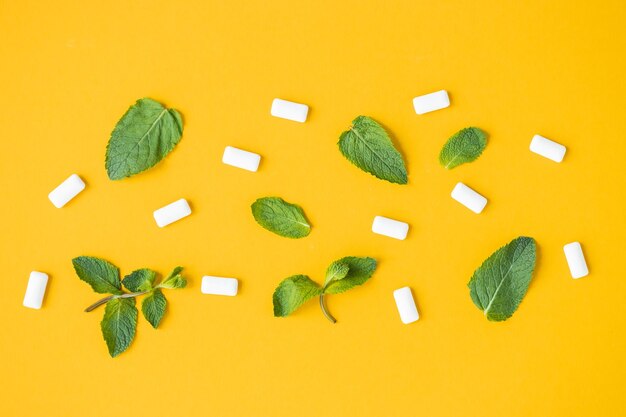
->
72, 256, 123, 295
159, 266, 187, 289
251, 197, 311, 239
439, 127, 487, 169
142, 289, 167, 329
105, 97, 184, 180
273, 275, 322, 317
338, 116, 408, 184
122, 268, 156, 292
324, 261, 349, 285
468, 236, 536, 321
323, 256, 377, 295
100, 297, 138, 357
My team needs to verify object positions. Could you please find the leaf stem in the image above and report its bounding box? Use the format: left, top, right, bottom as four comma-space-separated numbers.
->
319, 294, 337, 324
84, 290, 150, 312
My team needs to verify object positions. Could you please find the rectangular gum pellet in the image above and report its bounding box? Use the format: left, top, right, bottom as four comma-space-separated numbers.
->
201, 276, 238, 296
451, 182, 487, 214
153, 199, 192, 227
23, 271, 49, 309
393, 287, 419, 324
530, 134, 566, 162
222, 146, 261, 172
564, 242, 589, 279
270, 98, 309, 123
372, 216, 409, 240
48, 174, 86, 208
412, 90, 450, 114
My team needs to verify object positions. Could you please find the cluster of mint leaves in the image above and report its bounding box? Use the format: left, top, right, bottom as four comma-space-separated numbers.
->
273, 256, 377, 323
72, 256, 186, 357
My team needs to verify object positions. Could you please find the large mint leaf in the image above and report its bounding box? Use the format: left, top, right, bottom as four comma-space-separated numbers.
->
100, 297, 138, 357
338, 116, 407, 184
323, 256, 377, 295
72, 256, 123, 295
251, 197, 311, 239
468, 237, 536, 321
122, 268, 156, 292
105, 98, 183, 180
273, 275, 322, 317
439, 127, 487, 169
142, 289, 167, 329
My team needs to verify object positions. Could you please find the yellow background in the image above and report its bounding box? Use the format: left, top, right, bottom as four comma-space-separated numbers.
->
1, 1, 625, 416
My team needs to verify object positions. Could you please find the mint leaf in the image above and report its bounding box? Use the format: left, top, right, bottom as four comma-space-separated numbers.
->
122, 268, 156, 292
468, 236, 536, 321
101, 297, 138, 357
251, 197, 311, 239
142, 289, 167, 328
439, 127, 487, 169
323, 256, 377, 294
338, 116, 407, 184
72, 256, 123, 295
324, 261, 349, 285
159, 266, 187, 289
105, 98, 184, 180
273, 275, 322, 317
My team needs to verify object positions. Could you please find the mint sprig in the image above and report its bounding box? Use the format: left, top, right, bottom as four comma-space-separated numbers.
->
273, 256, 377, 323
72, 256, 187, 357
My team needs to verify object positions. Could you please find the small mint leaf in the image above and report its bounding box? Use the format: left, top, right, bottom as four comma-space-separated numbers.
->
122, 268, 156, 292
323, 257, 377, 295
338, 116, 408, 184
72, 256, 123, 295
468, 237, 536, 321
324, 261, 350, 285
439, 127, 487, 169
105, 98, 184, 180
273, 275, 322, 317
100, 297, 138, 357
251, 197, 311, 239
159, 266, 187, 289
142, 289, 167, 328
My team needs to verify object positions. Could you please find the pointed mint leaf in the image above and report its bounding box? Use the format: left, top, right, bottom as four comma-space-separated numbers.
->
100, 297, 137, 357
142, 289, 167, 328
468, 236, 536, 321
122, 268, 156, 292
72, 256, 123, 295
159, 266, 187, 289
251, 197, 311, 239
338, 116, 407, 184
439, 127, 487, 169
323, 256, 377, 295
106, 98, 183, 180
273, 275, 322, 317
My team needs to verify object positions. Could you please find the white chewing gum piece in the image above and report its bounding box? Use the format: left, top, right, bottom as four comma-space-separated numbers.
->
372, 216, 409, 240
222, 146, 261, 172
270, 98, 309, 123
451, 182, 487, 214
23, 271, 49, 309
564, 242, 589, 279
153, 199, 192, 227
201, 276, 239, 296
48, 174, 86, 208
394, 286, 419, 324
412, 90, 450, 114
530, 134, 566, 162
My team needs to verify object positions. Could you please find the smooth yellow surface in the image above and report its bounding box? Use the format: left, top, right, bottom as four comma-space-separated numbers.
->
1, 1, 625, 415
